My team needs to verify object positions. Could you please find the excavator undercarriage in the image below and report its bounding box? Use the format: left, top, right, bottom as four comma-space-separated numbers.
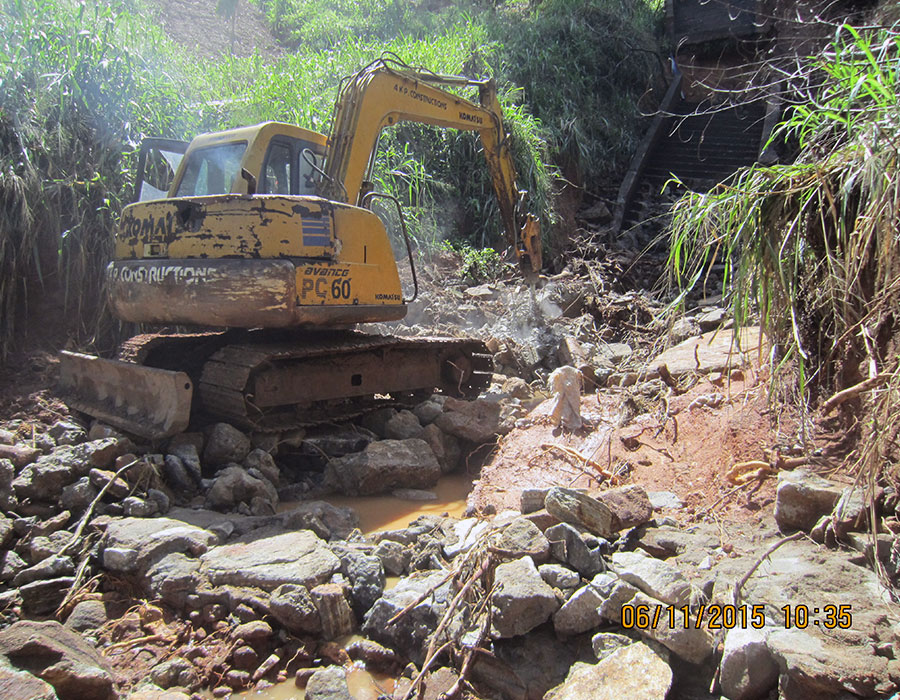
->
59, 331, 492, 439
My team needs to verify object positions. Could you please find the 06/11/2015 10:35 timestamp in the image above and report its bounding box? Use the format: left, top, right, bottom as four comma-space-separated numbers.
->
620, 604, 853, 631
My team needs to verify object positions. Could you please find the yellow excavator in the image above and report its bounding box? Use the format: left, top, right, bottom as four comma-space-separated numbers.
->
57, 57, 542, 440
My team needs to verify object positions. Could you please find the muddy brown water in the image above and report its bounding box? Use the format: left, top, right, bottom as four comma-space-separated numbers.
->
230, 472, 474, 699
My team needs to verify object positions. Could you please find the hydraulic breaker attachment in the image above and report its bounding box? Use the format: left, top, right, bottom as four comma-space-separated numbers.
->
57, 351, 193, 440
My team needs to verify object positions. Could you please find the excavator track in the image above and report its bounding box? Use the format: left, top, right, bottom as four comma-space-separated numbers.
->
61, 330, 492, 437
197, 333, 492, 432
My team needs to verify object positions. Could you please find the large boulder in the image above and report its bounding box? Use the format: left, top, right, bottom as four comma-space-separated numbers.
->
0, 657, 58, 700
491, 556, 559, 639
200, 529, 339, 591
101, 517, 217, 574
203, 423, 251, 467
144, 553, 202, 610
323, 439, 441, 496
205, 465, 278, 514
610, 550, 692, 606
0, 620, 117, 700
434, 397, 511, 444
545, 488, 615, 539
774, 469, 843, 532
268, 583, 321, 635
719, 628, 778, 700
280, 501, 359, 541
362, 571, 453, 665
543, 643, 672, 700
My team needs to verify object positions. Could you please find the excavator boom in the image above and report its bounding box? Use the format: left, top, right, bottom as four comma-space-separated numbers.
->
321, 58, 542, 271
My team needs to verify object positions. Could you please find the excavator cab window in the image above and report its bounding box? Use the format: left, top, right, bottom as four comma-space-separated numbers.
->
175, 142, 247, 197
262, 141, 292, 195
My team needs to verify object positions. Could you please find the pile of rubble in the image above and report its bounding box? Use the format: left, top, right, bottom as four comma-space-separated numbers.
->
0, 390, 899, 699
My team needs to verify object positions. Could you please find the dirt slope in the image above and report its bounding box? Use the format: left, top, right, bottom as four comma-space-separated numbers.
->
144, 0, 284, 60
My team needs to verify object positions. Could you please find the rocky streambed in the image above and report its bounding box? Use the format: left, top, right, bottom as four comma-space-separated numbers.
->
0, 348, 899, 699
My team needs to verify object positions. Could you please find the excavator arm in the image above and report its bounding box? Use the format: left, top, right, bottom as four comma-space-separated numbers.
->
319, 58, 542, 272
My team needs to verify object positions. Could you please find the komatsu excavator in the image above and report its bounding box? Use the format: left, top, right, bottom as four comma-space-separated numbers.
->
57, 58, 542, 440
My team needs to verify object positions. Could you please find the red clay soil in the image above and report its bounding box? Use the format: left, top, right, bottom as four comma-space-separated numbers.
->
467, 366, 822, 525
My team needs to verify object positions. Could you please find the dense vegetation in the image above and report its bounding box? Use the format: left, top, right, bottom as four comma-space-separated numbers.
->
0, 0, 664, 359
668, 17, 900, 481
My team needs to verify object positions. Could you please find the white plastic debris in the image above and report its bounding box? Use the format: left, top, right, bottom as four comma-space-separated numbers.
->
548, 365, 583, 430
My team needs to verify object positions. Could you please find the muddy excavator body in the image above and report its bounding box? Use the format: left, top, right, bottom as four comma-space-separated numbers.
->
58, 58, 541, 440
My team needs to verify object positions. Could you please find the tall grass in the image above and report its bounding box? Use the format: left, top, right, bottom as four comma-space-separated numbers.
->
667, 22, 900, 479
0, 0, 199, 358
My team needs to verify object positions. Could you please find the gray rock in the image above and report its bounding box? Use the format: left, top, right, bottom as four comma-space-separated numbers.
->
147, 489, 171, 514
599, 484, 654, 529
162, 455, 198, 496
719, 627, 778, 700
598, 582, 715, 664
358, 408, 397, 438
19, 577, 75, 615
539, 564, 580, 590
311, 583, 355, 640
331, 545, 385, 613
243, 448, 280, 486
774, 469, 843, 531
200, 529, 339, 591
12, 458, 74, 501
101, 517, 217, 574
88, 468, 129, 499
546, 523, 602, 577
0, 444, 40, 470
144, 553, 201, 610
280, 501, 359, 540
421, 423, 462, 474
232, 620, 272, 645
544, 643, 672, 700
167, 442, 203, 483
768, 625, 898, 698
268, 583, 321, 634
12, 555, 74, 587
65, 599, 110, 633
545, 487, 614, 538
412, 400, 443, 425
611, 550, 692, 606
520, 487, 550, 514
48, 421, 87, 446
647, 491, 683, 510
206, 465, 278, 514
491, 556, 559, 639
553, 582, 604, 636
832, 485, 869, 537
362, 571, 453, 665
383, 410, 424, 440
59, 477, 97, 513
305, 666, 352, 700
0, 656, 59, 700
323, 439, 441, 496
0, 459, 18, 511
0, 515, 13, 549
149, 657, 198, 690
204, 423, 251, 467
434, 396, 511, 443
592, 632, 635, 660
494, 517, 550, 563
0, 550, 27, 582
372, 539, 409, 576
0, 620, 115, 699
123, 496, 159, 518
345, 638, 401, 671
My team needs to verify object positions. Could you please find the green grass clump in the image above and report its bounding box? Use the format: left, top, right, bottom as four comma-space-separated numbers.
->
667, 22, 900, 479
